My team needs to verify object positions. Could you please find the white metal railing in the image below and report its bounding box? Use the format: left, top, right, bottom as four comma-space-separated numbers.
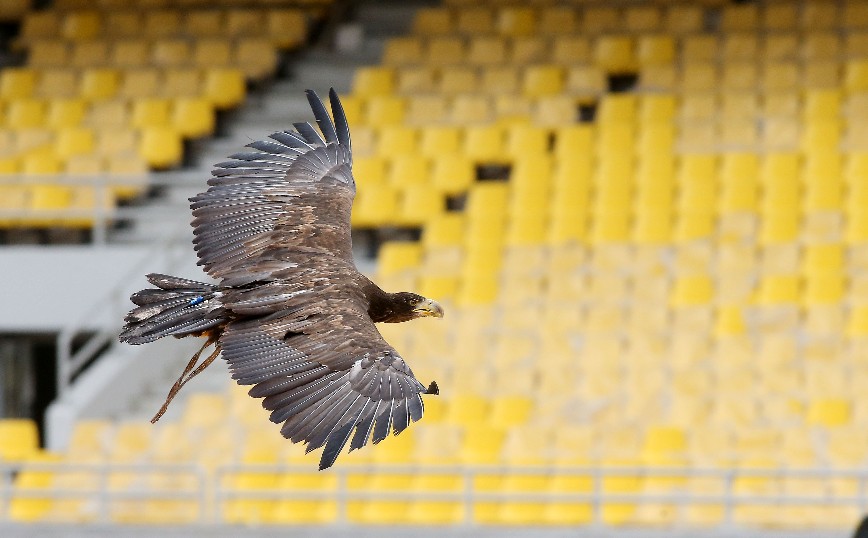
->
54, 229, 194, 395
37, 173, 207, 395
1, 462, 866, 527
0, 462, 207, 524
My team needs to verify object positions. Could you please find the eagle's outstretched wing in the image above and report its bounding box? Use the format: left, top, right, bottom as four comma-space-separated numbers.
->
190, 89, 354, 279
220, 270, 433, 470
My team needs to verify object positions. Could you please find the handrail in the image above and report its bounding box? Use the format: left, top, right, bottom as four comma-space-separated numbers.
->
1, 461, 865, 527
55, 225, 195, 395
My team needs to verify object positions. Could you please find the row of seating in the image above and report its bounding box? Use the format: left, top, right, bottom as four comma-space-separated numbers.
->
50, 0, 331, 8
354, 62, 868, 100
0, 184, 116, 227
3, 97, 216, 132
342, 90, 866, 125
16, 8, 307, 49
1, 68, 245, 107
0, 127, 179, 172
385, 33, 868, 68
25, 39, 278, 79
414, 3, 868, 35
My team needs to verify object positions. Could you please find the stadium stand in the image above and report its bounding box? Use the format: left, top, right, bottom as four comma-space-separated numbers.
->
4, 0, 868, 535
0, 0, 319, 239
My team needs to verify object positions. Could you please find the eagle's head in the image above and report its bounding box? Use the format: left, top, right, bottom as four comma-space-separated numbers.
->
378, 292, 444, 323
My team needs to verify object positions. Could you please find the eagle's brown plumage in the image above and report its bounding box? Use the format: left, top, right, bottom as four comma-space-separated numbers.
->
119, 89, 442, 470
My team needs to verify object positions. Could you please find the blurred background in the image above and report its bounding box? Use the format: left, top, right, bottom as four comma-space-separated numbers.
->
0, 0, 866, 535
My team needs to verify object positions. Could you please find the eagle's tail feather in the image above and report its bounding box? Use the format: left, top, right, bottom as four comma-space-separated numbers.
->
119, 273, 225, 345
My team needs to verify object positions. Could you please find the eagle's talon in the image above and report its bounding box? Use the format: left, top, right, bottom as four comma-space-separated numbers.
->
426, 381, 439, 395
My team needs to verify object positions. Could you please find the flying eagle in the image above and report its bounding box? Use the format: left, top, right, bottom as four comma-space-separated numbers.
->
119, 89, 442, 470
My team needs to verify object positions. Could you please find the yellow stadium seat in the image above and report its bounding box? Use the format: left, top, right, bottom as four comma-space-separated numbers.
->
139, 126, 182, 169
353, 67, 395, 96
463, 125, 504, 162
224, 8, 263, 37
496, 7, 535, 37
756, 275, 800, 305
132, 98, 171, 129
846, 60, 868, 92
763, 34, 798, 61
431, 156, 473, 195
61, 10, 101, 40
422, 213, 465, 249
117, 69, 159, 100
172, 98, 215, 138
191, 39, 231, 68
396, 184, 443, 226
722, 34, 758, 61
396, 66, 435, 94
457, 7, 493, 35
511, 37, 546, 65
46, 99, 85, 128
235, 39, 278, 80
112, 40, 150, 68
412, 7, 452, 35
383, 37, 422, 65
162, 69, 202, 98
378, 242, 422, 276
103, 11, 140, 39
522, 65, 563, 97
681, 63, 718, 92
582, 6, 619, 34
0, 419, 40, 462
539, 7, 577, 35
186, 10, 223, 38
203, 69, 245, 109
56, 127, 95, 159
480, 66, 519, 95
1, 68, 36, 99
28, 40, 69, 67
143, 9, 181, 38
625, 5, 661, 32
637, 35, 675, 65
682, 35, 717, 63
7, 99, 46, 128
351, 156, 386, 189
24, 184, 71, 226
670, 276, 714, 307
598, 93, 637, 123
70, 41, 109, 68
152, 39, 191, 68
9, 453, 61, 522
79, 68, 119, 101
552, 36, 591, 65
377, 126, 418, 158
594, 35, 636, 72
807, 398, 851, 427
266, 9, 307, 50
351, 184, 399, 228
418, 127, 460, 158
467, 37, 505, 66
489, 396, 532, 429
721, 3, 759, 31
36, 69, 77, 98
16, 11, 60, 46
763, 61, 799, 92
270, 499, 337, 524
364, 95, 406, 127
845, 3, 868, 29
426, 37, 466, 67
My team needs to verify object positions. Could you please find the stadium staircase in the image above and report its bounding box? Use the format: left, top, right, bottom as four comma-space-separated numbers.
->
2, 0, 868, 536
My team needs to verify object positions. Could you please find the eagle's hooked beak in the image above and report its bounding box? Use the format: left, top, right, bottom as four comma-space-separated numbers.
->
414, 299, 444, 318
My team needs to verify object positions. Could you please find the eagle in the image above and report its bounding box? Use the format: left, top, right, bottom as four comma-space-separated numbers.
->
119, 89, 442, 470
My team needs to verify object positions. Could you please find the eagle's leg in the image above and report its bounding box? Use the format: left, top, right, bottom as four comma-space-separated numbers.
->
150, 335, 221, 423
